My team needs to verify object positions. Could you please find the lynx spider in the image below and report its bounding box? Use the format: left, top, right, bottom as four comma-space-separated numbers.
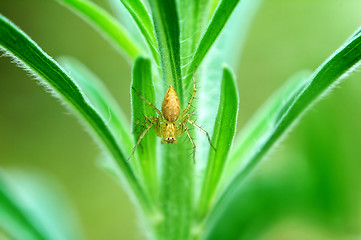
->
127, 70, 215, 162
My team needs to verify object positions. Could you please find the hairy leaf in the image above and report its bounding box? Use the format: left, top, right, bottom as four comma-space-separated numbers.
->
178, 0, 209, 93
131, 56, 158, 203
0, 169, 83, 240
148, 0, 183, 104
197, 66, 239, 222
222, 70, 312, 187
117, 0, 159, 64
58, 56, 134, 157
185, 0, 241, 78
192, 0, 262, 194
0, 14, 150, 213
205, 27, 361, 238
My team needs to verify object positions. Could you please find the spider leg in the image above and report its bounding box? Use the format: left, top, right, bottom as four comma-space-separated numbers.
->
187, 113, 195, 118
134, 117, 154, 151
134, 118, 146, 127
134, 116, 155, 132
134, 118, 152, 149
187, 119, 216, 151
181, 68, 197, 116
127, 121, 155, 162
184, 123, 196, 163
132, 87, 162, 117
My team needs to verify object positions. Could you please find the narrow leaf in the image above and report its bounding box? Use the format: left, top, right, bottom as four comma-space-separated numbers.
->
0, 190, 44, 240
148, 0, 183, 104
58, 57, 134, 157
192, 0, 262, 193
108, 0, 145, 48
206, 0, 221, 20
222, 70, 312, 187
202, 173, 295, 240
205, 27, 361, 238
131, 56, 158, 203
186, 0, 240, 77
196, 66, 239, 222
178, 0, 209, 89
0, 169, 83, 240
0, 14, 150, 213
58, 0, 142, 60
117, 0, 159, 64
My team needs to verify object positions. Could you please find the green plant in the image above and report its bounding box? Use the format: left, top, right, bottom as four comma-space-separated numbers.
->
1, 0, 361, 239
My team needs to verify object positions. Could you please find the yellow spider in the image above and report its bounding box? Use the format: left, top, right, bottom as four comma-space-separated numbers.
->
127, 71, 215, 162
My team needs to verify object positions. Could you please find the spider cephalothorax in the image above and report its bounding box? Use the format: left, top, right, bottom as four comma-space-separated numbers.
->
128, 71, 215, 162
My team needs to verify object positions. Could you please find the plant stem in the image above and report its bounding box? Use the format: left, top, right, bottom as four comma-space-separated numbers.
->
159, 138, 193, 240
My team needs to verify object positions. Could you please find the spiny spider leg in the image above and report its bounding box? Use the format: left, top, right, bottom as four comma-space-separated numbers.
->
134, 118, 145, 126
127, 120, 155, 162
187, 119, 216, 151
135, 117, 153, 141
181, 68, 197, 117
132, 87, 162, 117
134, 117, 154, 151
187, 113, 195, 118
134, 116, 155, 131
184, 123, 196, 163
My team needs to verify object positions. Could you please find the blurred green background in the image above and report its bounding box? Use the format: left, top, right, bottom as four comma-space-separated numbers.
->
1, 0, 361, 239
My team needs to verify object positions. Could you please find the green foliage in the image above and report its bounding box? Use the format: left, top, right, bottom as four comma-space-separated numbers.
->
116, 0, 159, 64
0, 13, 151, 218
58, 56, 134, 157
1, 1, 361, 239
219, 27, 361, 209
131, 56, 158, 204
149, 0, 183, 103
197, 66, 239, 222
0, 169, 83, 240
185, 0, 241, 78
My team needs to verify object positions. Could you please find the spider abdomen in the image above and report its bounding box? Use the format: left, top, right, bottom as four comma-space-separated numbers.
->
162, 86, 180, 122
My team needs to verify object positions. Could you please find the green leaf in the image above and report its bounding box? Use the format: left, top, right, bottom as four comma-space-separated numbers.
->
222, 70, 312, 187
108, 0, 145, 48
179, 0, 261, 90
58, 0, 142, 61
191, 0, 262, 196
58, 56, 134, 158
0, 14, 150, 214
178, 0, 209, 85
0, 169, 83, 240
185, 0, 241, 78
196, 66, 239, 223
0, 190, 44, 240
117, 0, 159, 64
202, 173, 298, 240
206, 0, 221, 20
131, 56, 158, 204
148, 0, 183, 104
205, 26, 361, 238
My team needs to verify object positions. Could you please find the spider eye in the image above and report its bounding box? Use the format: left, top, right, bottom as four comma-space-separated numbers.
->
165, 137, 176, 143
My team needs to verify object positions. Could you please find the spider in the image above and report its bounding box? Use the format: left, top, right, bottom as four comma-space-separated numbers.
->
127, 70, 216, 162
